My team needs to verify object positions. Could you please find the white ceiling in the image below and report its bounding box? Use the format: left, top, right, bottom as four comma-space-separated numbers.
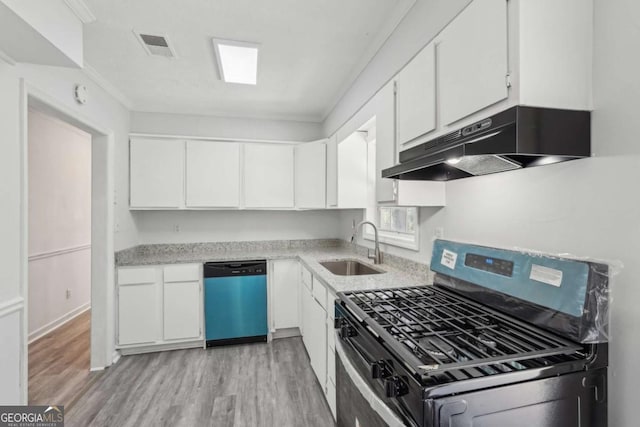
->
83, 0, 414, 122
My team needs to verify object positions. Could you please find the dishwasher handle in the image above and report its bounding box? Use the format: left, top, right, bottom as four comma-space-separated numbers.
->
204, 260, 267, 278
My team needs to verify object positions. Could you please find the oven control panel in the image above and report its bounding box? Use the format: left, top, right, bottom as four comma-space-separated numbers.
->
464, 253, 514, 277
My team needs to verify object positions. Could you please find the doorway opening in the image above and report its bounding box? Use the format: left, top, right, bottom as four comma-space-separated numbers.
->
20, 82, 115, 406
26, 108, 94, 407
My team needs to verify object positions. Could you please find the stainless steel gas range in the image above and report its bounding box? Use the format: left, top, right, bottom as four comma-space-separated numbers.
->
334, 239, 609, 427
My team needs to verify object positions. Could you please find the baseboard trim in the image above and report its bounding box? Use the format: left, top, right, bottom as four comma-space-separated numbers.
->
28, 303, 90, 343
118, 340, 204, 356
111, 350, 121, 365
272, 327, 301, 339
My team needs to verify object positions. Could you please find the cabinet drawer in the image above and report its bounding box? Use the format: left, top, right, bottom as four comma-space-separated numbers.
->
118, 267, 157, 285
301, 266, 312, 290
312, 277, 327, 310
163, 264, 200, 282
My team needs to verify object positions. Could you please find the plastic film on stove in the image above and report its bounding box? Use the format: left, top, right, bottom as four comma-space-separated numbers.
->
429, 239, 620, 344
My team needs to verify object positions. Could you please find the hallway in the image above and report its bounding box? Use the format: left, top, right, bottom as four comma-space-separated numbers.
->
28, 310, 101, 409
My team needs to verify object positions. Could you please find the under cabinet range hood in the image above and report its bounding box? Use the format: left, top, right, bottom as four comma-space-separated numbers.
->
382, 106, 590, 181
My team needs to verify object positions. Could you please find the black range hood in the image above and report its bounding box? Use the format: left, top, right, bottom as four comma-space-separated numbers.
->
382, 106, 590, 181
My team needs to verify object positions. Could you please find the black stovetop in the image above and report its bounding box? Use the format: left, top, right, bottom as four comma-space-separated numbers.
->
338, 285, 591, 387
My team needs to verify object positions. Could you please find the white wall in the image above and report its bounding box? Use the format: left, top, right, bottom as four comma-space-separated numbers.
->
134, 210, 343, 244
334, 1, 640, 425
0, 58, 22, 405
28, 109, 91, 339
131, 111, 324, 142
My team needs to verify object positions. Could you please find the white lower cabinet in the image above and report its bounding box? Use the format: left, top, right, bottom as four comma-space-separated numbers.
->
163, 281, 201, 340
117, 264, 203, 351
269, 259, 300, 331
300, 265, 337, 421
308, 293, 327, 387
118, 281, 160, 346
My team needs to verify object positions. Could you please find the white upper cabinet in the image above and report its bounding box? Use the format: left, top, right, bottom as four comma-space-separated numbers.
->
185, 140, 241, 208
376, 81, 397, 203
130, 138, 184, 209
337, 132, 368, 209
295, 140, 327, 209
438, 0, 509, 126
326, 134, 338, 208
516, 0, 593, 110
244, 143, 295, 208
376, 82, 446, 207
396, 42, 437, 149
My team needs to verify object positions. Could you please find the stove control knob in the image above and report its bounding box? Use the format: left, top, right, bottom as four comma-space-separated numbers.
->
371, 360, 390, 379
384, 376, 409, 398
339, 324, 357, 338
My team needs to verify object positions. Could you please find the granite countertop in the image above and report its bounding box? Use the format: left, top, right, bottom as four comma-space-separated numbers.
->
116, 239, 431, 294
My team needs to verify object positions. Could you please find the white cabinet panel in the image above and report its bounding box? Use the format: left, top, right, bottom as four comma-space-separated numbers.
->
301, 282, 314, 348
439, 0, 508, 126
130, 138, 184, 208
163, 281, 201, 341
376, 81, 397, 203
295, 140, 326, 209
163, 264, 200, 283
312, 277, 327, 310
185, 140, 240, 208
308, 296, 327, 388
118, 282, 159, 345
397, 43, 437, 148
326, 378, 336, 420
270, 259, 300, 330
326, 135, 338, 207
337, 133, 368, 209
244, 144, 295, 208
118, 267, 156, 285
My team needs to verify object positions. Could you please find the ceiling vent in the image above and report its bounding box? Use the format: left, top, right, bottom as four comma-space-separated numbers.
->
134, 31, 176, 58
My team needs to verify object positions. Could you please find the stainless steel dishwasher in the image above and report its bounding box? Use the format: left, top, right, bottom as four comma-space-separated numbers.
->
203, 260, 268, 347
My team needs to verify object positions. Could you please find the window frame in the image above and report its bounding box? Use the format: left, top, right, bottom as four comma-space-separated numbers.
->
363, 206, 420, 251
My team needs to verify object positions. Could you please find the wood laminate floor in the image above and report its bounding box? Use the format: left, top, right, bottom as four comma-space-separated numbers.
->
67, 338, 335, 427
29, 309, 102, 409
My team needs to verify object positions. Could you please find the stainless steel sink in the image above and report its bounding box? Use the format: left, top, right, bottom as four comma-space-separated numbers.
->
320, 259, 383, 276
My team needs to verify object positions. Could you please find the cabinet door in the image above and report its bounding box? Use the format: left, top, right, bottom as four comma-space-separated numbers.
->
337, 133, 367, 209
271, 259, 300, 330
326, 134, 338, 207
118, 283, 159, 345
301, 283, 314, 349
244, 144, 295, 208
295, 140, 326, 209
309, 295, 327, 389
130, 138, 184, 208
439, 0, 508, 126
163, 281, 201, 341
185, 140, 240, 207
376, 81, 397, 203
396, 42, 437, 148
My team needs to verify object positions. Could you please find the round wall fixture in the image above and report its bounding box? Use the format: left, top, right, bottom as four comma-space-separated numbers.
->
74, 84, 88, 104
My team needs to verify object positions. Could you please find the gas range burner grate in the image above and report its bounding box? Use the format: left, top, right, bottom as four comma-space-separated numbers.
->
341, 286, 583, 377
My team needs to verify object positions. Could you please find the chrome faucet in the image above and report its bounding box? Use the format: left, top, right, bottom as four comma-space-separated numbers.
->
351, 220, 383, 265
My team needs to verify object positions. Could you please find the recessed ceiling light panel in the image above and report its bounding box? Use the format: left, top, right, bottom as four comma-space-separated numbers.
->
212, 39, 259, 85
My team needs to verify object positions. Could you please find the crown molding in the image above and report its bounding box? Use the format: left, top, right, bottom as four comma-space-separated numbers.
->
0, 48, 16, 66
82, 63, 134, 110
63, 0, 96, 24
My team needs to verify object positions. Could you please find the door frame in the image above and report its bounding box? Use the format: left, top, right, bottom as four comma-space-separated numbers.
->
19, 80, 115, 403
